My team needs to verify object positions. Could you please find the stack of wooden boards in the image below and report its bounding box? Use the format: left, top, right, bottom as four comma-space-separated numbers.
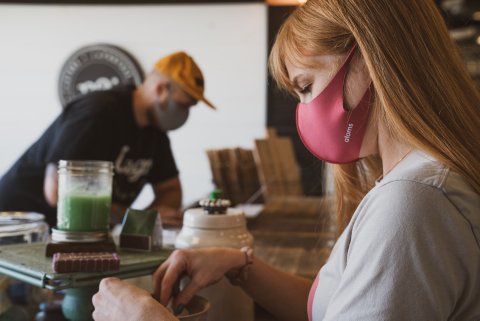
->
252, 129, 303, 200
206, 147, 261, 205
206, 128, 305, 204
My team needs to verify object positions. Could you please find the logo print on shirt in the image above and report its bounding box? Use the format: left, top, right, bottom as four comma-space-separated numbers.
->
115, 145, 153, 183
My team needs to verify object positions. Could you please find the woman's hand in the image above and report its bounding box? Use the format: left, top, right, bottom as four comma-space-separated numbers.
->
153, 248, 244, 311
92, 277, 178, 321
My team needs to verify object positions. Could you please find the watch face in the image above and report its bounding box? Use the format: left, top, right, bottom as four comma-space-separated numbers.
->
58, 43, 144, 107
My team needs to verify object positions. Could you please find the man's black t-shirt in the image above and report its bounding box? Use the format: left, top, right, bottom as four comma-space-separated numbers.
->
0, 86, 178, 228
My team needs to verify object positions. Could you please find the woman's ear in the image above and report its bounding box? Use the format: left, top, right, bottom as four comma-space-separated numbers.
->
352, 50, 369, 74
345, 52, 372, 110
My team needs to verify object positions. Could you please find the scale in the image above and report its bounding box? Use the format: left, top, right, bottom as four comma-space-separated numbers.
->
0, 242, 171, 321
45, 228, 117, 257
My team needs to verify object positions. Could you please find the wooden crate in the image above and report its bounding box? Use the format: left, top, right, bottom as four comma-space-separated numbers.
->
253, 129, 303, 200
206, 147, 261, 205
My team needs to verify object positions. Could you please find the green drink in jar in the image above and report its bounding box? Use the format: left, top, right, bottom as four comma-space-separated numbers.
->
57, 161, 114, 232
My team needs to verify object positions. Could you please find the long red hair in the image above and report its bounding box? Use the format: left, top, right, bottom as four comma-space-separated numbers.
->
269, 0, 480, 234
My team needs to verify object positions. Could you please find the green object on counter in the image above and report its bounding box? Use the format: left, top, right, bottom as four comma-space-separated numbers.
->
121, 208, 157, 235
57, 193, 111, 231
209, 189, 222, 200
120, 208, 158, 251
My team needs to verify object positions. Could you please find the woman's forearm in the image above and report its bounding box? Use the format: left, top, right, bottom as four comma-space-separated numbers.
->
241, 257, 311, 321
153, 247, 312, 321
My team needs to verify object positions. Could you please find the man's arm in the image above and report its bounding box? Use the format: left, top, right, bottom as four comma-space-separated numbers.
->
43, 97, 112, 208
44, 163, 58, 207
148, 176, 183, 227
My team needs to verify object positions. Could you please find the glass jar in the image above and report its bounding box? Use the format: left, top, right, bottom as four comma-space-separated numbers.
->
57, 160, 113, 232
0, 212, 49, 321
0, 212, 49, 246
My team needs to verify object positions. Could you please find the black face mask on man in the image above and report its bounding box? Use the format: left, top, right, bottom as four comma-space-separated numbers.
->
152, 90, 190, 132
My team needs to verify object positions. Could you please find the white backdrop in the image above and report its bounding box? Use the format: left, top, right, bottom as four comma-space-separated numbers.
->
0, 3, 267, 207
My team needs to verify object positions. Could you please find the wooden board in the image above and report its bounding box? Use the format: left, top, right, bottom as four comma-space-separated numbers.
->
206, 148, 261, 205
253, 128, 303, 199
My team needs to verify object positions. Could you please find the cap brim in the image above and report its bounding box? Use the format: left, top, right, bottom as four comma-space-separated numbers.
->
187, 89, 216, 110
200, 96, 216, 110
175, 81, 216, 110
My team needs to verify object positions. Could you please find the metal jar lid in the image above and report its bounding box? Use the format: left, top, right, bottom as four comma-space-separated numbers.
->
51, 228, 107, 243
58, 160, 114, 175
0, 212, 46, 233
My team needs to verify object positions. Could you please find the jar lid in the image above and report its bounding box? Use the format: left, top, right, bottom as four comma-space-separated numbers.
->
0, 212, 47, 236
0, 212, 45, 230
51, 228, 107, 243
183, 208, 246, 229
58, 160, 114, 174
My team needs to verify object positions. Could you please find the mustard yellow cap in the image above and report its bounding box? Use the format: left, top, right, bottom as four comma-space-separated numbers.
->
154, 51, 215, 109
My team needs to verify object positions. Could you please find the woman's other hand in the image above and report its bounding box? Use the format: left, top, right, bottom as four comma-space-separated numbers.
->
153, 248, 244, 312
92, 277, 177, 321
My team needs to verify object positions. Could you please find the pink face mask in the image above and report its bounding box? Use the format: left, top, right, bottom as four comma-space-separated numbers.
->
296, 46, 372, 164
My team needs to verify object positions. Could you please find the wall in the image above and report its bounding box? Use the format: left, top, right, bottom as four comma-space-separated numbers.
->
0, 3, 267, 207
267, 6, 324, 196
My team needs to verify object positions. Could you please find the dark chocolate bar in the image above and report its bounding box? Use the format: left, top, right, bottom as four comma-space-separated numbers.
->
45, 239, 117, 257
52, 252, 120, 273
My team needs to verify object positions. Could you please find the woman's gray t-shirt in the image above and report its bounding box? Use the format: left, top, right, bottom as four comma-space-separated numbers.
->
309, 151, 480, 321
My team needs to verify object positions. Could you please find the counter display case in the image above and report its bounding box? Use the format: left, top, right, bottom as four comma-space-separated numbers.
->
0, 243, 170, 321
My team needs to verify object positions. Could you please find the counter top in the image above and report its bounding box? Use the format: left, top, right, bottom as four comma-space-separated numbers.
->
248, 196, 335, 279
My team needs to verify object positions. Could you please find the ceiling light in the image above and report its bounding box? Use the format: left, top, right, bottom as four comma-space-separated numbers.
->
266, 0, 307, 6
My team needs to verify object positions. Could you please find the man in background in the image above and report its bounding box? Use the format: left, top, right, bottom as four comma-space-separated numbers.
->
0, 51, 215, 228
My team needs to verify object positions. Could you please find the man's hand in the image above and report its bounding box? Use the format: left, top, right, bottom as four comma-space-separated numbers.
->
158, 206, 183, 228
150, 177, 183, 227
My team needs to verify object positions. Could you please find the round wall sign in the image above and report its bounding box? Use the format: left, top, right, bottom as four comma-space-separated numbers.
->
58, 43, 144, 107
